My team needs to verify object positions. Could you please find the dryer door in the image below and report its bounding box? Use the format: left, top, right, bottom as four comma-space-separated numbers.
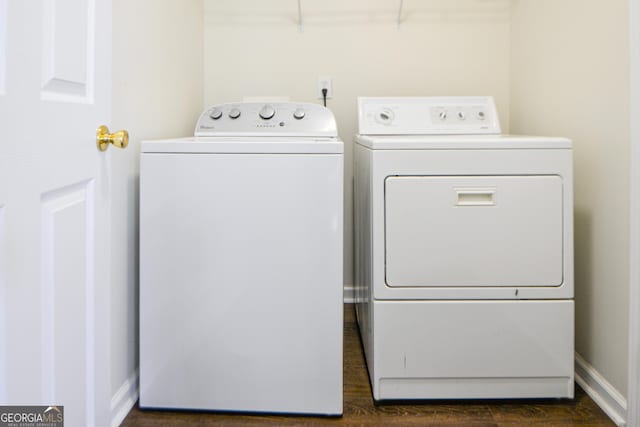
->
384, 175, 563, 287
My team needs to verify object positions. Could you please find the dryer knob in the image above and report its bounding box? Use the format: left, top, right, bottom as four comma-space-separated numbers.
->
209, 108, 222, 120
259, 105, 276, 120
375, 108, 395, 125
439, 111, 448, 121
228, 108, 241, 119
293, 108, 306, 120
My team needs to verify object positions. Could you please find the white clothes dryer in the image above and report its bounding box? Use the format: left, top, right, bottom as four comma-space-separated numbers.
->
139, 102, 343, 415
354, 97, 574, 401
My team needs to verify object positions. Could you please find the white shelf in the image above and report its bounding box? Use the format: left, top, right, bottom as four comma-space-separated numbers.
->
296, 0, 405, 31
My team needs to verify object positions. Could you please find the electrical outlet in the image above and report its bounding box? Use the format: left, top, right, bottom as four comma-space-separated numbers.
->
317, 77, 333, 99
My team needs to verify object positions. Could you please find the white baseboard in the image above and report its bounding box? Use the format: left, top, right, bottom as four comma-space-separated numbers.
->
343, 284, 355, 303
575, 353, 627, 427
111, 369, 139, 427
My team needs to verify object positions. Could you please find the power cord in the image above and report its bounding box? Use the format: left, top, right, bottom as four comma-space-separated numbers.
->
322, 88, 328, 107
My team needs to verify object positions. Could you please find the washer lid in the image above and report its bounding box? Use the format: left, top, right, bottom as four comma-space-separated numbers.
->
356, 134, 572, 150
141, 137, 344, 154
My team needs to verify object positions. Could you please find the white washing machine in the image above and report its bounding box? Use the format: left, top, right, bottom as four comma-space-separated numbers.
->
354, 97, 574, 401
139, 102, 343, 415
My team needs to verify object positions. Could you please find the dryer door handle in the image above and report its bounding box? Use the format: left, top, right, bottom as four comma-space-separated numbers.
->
454, 188, 496, 206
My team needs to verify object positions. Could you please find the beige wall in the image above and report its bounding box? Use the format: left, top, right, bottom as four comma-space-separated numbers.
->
111, 0, 204, 398
510, 0, 630, 396
204, 0, 512, 284
108, 0, 632, 408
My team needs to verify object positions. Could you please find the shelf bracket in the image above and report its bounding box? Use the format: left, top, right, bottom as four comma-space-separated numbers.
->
397, 0, 404, 28
297, 0, 303, 32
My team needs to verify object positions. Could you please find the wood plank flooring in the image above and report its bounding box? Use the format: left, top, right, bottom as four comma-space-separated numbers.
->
123, 304, 615, 426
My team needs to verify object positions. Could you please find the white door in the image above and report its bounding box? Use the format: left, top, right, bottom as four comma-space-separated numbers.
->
630, 1, 640, 425
0, 1, 113, 426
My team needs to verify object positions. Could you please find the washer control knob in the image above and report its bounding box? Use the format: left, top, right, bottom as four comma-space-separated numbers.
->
439, 111, 448, 121
228, 108, 241, 119
259, 105, 276, 120
457, 111, 466, 120
476, 111, 486, 120
293, 108, 306, 120
209, 108, 222, 120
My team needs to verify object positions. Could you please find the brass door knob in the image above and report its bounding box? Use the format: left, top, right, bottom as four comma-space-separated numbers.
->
96, 125, 129, 151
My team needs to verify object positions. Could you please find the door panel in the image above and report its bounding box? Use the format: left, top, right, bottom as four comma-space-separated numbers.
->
0, 0, 5, 95
0, 204, 5, 402
40, 181, 94, 427
42, 0, 91, 100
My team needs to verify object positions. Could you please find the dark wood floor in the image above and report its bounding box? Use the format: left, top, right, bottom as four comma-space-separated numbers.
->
123, 304, 615, 426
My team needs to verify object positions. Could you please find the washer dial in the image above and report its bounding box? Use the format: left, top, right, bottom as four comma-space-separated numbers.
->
293, 108, 306, 120
228, 108, 241, 119
259, 105, 276, 120
209, 108, 222, 120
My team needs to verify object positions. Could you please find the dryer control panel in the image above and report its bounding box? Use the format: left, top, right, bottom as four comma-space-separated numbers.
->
358, 96, 501, 135
195, 102, 338, 138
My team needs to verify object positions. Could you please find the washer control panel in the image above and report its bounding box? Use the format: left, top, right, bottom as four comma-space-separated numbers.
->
195, 102, 337, 137
358, 97, 501, 135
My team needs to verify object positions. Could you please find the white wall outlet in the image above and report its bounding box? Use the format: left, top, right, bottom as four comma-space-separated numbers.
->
317, 77, 333, 99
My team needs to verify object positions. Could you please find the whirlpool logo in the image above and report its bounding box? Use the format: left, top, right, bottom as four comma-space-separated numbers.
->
0, 405, 63, 427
